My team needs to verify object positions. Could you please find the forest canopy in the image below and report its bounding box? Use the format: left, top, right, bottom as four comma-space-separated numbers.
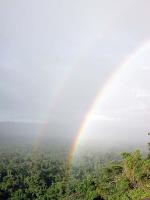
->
0, 139, 150, 200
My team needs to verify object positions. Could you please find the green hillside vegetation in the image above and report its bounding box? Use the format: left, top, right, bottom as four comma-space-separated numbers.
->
0, 140, 150, 199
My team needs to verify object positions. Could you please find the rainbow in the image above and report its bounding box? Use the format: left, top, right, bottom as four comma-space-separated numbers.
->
32, 14, 129, 154
32, 39, 150, 169
32, 33, 105, 153
67, 39, 150, 165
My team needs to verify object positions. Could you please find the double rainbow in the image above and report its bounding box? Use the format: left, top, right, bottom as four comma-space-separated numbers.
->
33, 39, 150, 169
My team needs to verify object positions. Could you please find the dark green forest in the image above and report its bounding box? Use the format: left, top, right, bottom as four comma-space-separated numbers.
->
0, 139, 150, 200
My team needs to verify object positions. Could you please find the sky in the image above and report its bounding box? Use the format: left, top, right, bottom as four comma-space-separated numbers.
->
0, 1, 150, 144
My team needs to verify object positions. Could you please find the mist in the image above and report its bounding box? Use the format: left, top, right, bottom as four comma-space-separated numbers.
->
0, 0, 150, 151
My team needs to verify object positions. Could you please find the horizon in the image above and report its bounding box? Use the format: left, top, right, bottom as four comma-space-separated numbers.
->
0, 0, 150, 150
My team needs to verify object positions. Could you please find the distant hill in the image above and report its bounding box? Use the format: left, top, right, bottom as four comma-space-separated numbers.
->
0, 121, 148, 153
0, 121, 77, 147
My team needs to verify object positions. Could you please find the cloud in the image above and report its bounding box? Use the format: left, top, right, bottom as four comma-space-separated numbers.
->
90, 114, 119, 121
141, 66, 150, 71
135, 89, 150, 99
0, 0, 150, 126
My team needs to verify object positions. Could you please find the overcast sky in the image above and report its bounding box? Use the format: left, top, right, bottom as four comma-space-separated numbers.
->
0, 1, 150, 144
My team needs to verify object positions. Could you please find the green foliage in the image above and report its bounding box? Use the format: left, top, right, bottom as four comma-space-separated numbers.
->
0, 145, 150, 199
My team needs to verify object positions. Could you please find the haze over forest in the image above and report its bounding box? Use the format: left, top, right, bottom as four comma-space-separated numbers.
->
1, 1, 150, 200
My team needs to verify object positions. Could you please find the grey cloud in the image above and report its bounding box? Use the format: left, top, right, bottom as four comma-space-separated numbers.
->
0, 0, 150, 148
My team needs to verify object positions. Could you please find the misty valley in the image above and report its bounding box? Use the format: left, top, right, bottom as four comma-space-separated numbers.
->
1, 0, 150, 199
0, 122, 150, 200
